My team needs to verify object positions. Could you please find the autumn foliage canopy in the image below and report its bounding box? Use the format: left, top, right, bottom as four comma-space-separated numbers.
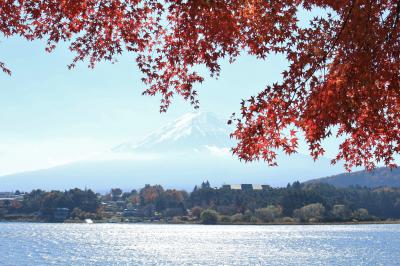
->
1, 0, 399, 170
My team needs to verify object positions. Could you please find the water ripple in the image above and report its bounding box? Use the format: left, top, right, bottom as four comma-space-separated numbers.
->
0, 223, 399, 265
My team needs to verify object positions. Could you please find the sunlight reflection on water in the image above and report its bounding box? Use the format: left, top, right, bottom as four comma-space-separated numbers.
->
1, 223, 399, 265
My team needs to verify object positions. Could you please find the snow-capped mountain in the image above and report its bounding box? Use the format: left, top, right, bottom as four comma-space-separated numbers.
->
112, 112, 233, 153
0, 112, 347, 192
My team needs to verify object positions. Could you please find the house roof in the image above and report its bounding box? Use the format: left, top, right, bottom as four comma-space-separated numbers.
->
253, 184, 263, 190
230, 184, 242, 190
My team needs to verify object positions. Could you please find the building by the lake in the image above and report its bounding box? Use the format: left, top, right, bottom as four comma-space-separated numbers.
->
221, 184, 270, 191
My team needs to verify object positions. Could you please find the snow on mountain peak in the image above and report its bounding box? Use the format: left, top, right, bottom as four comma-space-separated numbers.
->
112, 112, 234, 153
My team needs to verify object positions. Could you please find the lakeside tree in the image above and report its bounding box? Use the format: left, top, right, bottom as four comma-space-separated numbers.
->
293, 203, 326, 222
352, 208, 370, 221
19, 188, 99, 217
331, 204, 352, 221
200, 209, 219, 225
190, 206, 203, 219
230, 213, 244, 223
2, 183, 400, 222
110, 188, 123, 201
1, 1, 399, 170
255, 205, 283, 223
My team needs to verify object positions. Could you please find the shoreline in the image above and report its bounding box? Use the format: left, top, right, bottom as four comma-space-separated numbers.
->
2, 219, 400, 225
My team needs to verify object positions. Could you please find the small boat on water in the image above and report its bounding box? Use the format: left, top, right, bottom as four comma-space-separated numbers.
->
84, 219, 94, 224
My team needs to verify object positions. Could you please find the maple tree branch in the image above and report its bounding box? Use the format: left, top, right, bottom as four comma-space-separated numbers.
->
386, 0, 400, 42
0, 61, 11, 75
394, 0, 400, 28
248, 1, 357, 135
285, 0, 356, 109
320, 1, 355, 66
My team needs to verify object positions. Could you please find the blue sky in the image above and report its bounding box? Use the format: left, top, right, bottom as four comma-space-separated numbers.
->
0, 36, 289, 138
0, 34, 297, 174
2, 6, 367, 176
2, 8, 339, 176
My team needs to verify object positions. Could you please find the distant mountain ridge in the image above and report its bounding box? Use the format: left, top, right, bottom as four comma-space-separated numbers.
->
308, 167, 400, 188
0, 112, 346, 192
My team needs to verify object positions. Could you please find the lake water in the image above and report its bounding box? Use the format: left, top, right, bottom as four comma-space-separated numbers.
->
1, 223, 400, 265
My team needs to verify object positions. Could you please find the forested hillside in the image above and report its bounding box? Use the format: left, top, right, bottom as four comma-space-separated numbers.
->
2, 182, 400, 223
309, 168, 400, 188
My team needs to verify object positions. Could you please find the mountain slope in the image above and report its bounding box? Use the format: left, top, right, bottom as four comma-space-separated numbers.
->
0, 112, 346, 191
0, 152, 344, 192
308, 167, 400, 188
112, 112, 233, 153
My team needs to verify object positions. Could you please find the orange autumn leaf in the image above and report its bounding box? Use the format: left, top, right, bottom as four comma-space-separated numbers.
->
1, 0, 399, 171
